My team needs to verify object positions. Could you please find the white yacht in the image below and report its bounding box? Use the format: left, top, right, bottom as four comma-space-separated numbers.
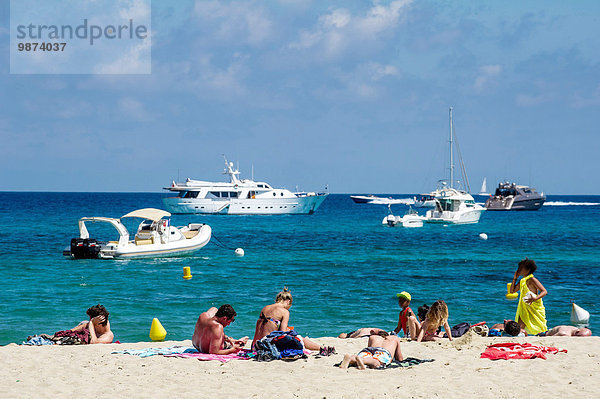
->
162, 158, 328, 215
424, 108, 485, 224
63, 208, 211, 259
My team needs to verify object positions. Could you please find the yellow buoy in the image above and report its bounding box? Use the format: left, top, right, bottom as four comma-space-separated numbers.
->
149, 318, 167, 341
505, 282, 518, 300
183, 266, 192, 280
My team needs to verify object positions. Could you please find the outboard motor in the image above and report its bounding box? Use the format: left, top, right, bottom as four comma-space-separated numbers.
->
69, 238, 102, 259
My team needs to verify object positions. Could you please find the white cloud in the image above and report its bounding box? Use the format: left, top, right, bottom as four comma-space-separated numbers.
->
94, 38, 152, 74
288, 0, 413, 59
194, 0, 272, 46
474, 64, 502, 92
321, 9, 351, 29
118, 97, 152, 121
118, 0, 151, 20
319, 62, 400, 101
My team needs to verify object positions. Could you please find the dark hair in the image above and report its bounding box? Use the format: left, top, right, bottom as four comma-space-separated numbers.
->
518, 258, 537, 275
417, 304, 430, 322
215, 304, 237, 320
86, 304, 109, 325
504, 320, 521, 336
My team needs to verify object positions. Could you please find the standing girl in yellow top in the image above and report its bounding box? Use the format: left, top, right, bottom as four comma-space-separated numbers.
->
509, 258, 548, 335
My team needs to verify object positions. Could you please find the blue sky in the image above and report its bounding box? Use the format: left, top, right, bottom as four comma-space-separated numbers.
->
1, 0, 599, 194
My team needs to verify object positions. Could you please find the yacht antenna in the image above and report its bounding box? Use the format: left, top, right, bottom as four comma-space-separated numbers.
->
252, 163, 254, 181
449, 107, 454, 189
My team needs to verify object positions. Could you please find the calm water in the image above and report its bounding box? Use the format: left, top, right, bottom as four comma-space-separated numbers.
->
0, 192, 598, 344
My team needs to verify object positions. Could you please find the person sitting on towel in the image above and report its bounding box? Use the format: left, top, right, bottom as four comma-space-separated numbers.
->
192, 304, 248, 354
70, 304, 114, 344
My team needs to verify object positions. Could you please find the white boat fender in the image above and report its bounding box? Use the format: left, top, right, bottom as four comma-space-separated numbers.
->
235, 248, 245, 257
479, 233, 488, 240
571, 303, 590, 324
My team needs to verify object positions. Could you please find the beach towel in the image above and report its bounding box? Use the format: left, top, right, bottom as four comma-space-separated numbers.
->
165, 349, 253, 363
480, 342, 566, 360
22, 335, 55, 345
394, 357, 435, 367
112, 346, 196, 358
515, 275, 547, 335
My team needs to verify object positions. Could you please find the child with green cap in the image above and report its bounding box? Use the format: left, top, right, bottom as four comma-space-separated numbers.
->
394, 291, 420, 339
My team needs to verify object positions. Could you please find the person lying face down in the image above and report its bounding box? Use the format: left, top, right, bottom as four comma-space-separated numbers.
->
490, 320, 527, 337
545, 325, 592, 336
70, 304, 114, 344
339, 331, 404, 370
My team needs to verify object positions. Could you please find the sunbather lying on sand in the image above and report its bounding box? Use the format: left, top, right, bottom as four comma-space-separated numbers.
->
338, 328, 388, 339
339, 331, 403, 370
544, 325, 592, 336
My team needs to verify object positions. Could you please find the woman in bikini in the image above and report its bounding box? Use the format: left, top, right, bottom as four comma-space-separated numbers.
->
416, 300, 452, 342
251, 287, 334, 354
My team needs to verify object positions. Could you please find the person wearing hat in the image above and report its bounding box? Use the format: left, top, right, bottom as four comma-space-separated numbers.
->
394, 291, 420, 339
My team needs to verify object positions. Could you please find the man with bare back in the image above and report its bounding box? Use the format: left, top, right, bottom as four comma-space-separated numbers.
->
192, 304, 248, 354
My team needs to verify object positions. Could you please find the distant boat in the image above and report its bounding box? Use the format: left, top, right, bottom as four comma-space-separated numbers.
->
162, 156, 328, 215
478, 178, 490, 196
350, 194, 381, 204
485, 182, 546, 211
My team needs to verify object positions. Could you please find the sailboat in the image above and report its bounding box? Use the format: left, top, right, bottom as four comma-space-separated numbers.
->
478, 178, 490, 195
424, 108, 486, 224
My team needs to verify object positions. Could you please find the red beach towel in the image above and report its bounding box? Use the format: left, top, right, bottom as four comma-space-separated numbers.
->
481, 342, 567, 360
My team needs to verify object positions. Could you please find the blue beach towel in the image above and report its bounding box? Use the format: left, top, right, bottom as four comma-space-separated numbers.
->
112, 345, 197, 358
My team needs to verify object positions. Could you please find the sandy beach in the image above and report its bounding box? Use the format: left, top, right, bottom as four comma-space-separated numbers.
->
2, 333, 599, 398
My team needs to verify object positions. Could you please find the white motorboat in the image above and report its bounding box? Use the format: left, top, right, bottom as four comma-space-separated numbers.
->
351, 194, 381, 203
423, 108, 485, 224
425, 186, 485, 224
382, 206, 425, 227
162, 157, 328, 215
63, 208, 211, 259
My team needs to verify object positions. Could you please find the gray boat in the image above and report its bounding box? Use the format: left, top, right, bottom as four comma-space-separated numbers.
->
485, 182, 546, 211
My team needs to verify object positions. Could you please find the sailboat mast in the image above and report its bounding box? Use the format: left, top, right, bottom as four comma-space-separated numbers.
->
449, 107, 454, 189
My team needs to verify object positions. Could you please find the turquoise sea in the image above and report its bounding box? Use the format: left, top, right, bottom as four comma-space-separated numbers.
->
1, 192, 598, 345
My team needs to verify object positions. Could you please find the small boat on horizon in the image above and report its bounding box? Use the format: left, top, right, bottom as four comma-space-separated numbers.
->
485, 182, 546, 211
63, 208, 211, 259
162, 157, 328, 215
350, 194, 381, 204
478, 177, 490, 196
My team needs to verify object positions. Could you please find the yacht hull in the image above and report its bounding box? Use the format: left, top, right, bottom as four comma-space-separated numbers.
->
162, 195, 328, 215
425, 209, 484, 224
485, 196, 545, 211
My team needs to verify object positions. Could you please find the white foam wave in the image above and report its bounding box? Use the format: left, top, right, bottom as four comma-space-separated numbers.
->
545, 201, 600, 206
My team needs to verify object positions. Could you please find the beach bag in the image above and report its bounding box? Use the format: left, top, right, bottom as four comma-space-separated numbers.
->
254, 337, 280, 362
268, 330, 304, 359
443, 322, 471, 338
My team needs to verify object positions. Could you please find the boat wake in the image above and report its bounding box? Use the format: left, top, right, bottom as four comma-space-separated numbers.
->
545, 201, 600, 206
